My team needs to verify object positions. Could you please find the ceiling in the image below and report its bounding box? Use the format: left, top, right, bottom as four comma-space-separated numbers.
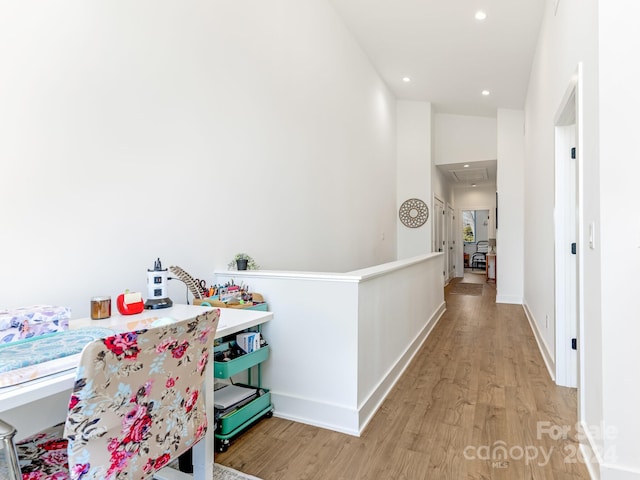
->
329, 0, 545, 117
437, 160, 497, 189
328, 1, 545, 189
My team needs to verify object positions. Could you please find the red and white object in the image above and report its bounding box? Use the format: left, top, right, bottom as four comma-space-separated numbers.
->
117, 292, 145, 315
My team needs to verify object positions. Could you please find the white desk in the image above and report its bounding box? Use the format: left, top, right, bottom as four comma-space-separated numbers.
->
0, 304, 272, 480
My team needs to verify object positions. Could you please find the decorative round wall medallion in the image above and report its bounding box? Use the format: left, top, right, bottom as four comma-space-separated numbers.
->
399, 198, 429, 228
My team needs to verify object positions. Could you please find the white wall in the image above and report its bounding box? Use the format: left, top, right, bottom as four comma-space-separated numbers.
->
433, 113, 497, 165
598, 2, 640, 477
396, 101, 432, 258
455, 189, 496, 229
523, 0, 629, 477
526, 0, 601, 455
496, 109, 524, 304
432, 166, 453, 208
0, 0, 397, 318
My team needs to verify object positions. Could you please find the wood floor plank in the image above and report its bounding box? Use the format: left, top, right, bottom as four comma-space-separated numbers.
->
216, 275, 591, 479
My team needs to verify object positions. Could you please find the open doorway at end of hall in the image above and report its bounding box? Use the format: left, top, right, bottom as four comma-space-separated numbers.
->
462, 209, 492, 278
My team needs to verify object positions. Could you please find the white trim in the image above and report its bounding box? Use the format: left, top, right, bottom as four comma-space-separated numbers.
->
523, 303, 556, 381
446, 203, 456, 282
457, 204, 495, 278
215, 253, 442, 283
599, 464, 640, 479
433, 193, 445, 255
578, 419, 601, 480
270, 392, 360, 436
583, 415, 640, 478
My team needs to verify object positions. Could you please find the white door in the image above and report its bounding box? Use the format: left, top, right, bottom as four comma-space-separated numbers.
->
433, 196, 446, 282
447, 205, 456, 280
554, 67, 582, 389
433, 196, 445, 254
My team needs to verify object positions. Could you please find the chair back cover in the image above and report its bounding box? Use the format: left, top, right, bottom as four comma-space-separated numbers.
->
64, 309, 220, 480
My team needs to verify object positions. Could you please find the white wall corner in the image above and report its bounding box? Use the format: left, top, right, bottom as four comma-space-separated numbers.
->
396, 100, 433, 259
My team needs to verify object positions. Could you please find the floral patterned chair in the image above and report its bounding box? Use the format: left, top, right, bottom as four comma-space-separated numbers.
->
0, 308, 220, 480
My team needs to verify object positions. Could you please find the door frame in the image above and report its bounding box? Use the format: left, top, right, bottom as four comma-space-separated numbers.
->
458, 205, 495, 278
433, 195, 446, 281
446, 204, 456, 281
554, 63, 583, 390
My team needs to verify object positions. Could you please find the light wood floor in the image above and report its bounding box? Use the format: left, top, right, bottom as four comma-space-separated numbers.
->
217, 274, 590, 479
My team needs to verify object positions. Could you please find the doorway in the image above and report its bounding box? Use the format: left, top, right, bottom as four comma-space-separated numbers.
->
447, 204, 455, 281
554, 64, 583, 390
433, 195, 446, 281
462, 209, 490, 276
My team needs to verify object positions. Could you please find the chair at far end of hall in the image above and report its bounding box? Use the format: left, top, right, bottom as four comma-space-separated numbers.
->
0, 308, 220, 480
471, 240, 489, 270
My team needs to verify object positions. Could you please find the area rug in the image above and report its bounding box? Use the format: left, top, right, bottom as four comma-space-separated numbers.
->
162, 463, 262, 480
215, 464, 262, 480
449, 282, 484, 296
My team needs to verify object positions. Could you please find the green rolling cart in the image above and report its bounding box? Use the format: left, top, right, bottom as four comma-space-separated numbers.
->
213, 324, 273, 452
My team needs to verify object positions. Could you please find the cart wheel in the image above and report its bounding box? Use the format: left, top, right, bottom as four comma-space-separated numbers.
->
265, 410, 274, 418
216, 441, 230, 453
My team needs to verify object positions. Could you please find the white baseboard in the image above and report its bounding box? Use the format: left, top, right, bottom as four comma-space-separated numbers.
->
600, 464, 640, 480
270, 392, 360, 436
578, 419, 601, 480
583, 422, 640, 480
269, 301, 447, 437
522, 302, 555, 381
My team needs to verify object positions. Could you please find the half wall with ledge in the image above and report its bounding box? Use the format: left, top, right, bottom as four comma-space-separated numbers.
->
214, 252, 445, 436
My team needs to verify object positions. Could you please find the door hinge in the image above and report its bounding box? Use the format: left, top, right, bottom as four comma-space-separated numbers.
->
571, 243, 577, 255
571, 338, 577, 350
571, 147, 576, 159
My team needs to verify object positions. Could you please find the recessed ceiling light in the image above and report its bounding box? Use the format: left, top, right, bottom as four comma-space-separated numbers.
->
475, 10, 487, 21
471, 183, 477, 187
402, 77, 411, 83
463, 164, 470, 168
482, 90, 490, 96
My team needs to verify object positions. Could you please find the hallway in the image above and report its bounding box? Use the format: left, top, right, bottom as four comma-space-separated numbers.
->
217, 275, 590, 479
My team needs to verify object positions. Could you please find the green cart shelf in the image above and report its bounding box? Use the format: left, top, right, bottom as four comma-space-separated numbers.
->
213, 330, 273, 452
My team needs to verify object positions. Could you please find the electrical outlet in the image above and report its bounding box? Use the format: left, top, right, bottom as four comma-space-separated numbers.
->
545, 314, 549, 328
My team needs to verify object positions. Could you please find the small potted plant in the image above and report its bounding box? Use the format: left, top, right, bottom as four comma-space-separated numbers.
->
228, 253, 259, 271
